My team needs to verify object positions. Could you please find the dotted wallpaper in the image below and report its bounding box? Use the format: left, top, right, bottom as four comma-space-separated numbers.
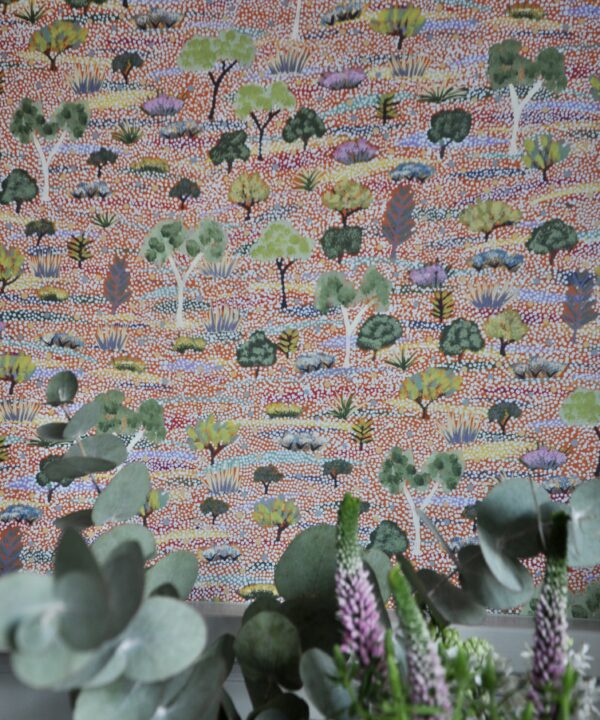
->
0, 0, 598, 603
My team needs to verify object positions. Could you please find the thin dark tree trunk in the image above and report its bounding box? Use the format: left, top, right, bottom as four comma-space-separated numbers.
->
595, 428, 600, 478
207, 60, 237, 121
276, 258, 294, 309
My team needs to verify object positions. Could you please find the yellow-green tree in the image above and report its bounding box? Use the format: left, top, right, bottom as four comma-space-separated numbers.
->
369, 4, 425, 50
484, 310, 528, 356
252, 496, 300, 541
0, 353, 36, 395
28, 20, 87, 71
187, 415, 239, 465
228, 172, 270, 220
235, 82, 295, 160
0, 244, 25, 294
522, 134, 570, 182
398, 367, 462, 419
459, 200, 521, 240
321, 179, 372, 227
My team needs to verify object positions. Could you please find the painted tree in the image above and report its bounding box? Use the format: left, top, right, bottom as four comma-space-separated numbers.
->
24, 219, 55, 247
0, 244, 24, 294
561, 270, 597, 343
522, 134, 570, 182
323, 458, 353, 488
28, 20, 87, 71
488, 400, 521, 435
0, 353, 36, 395
200, 497, 230, 524
484, 310, 528, 356
228, 172, 270, 220
321, 179, 372, 227
369, 4, 426, 50
253, 464, 283, 494
526, 219, 578, 266
376, 93, 399, 124
141, 219, 227, 328
252, 496, 300, 541
399, 367, 462, 419
382, 185, 415, 261
87, 148, 117, 178
282, 107, 326, 149
487, 38, 567, 154
350, 417, 374, 450
10, 98, 89, 202
187, 415, 239, 465
103, 254, 131, 313
0, 169, 38, 213
112, 51, 144, 84
67, 234, 93, 268
235, 82, 295, 160
440, 319, 484, 360
178, 30, 255, 121
380, 447, 463, 555
356, 314, 402, 360
236, 331, 278, 377
169, 178, 200, 210
459, 200, 521, 240
319, 227, 363, 264
315, 267, 391, 368
96, 389, 166, 449
427, 108, 471, 158
560, 389, 600, 477
250, 221, 314, 309
208, 130, 250, 173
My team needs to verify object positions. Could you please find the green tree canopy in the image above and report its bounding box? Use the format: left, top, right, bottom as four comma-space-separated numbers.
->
235, 82, 295, 160
0, 244, 25, 294
178, 30, 255, 120
369, 4, 426, 50
25, 218, 56, 246
169, 178, 200, 210
398, 367, 462, 419
282, 107, 326, 149
484, 310, 528, 356
427, 109, 471, 158
321, 179, 372, 227
208, 130, 250, 173
237, 331, 278, 377
459, 200, 521, 239
323, 458, 353, 488
560, 389, 600, 477
440, 319, 484, 359
319, 227, 363, 264
87, 147, 118, 178
0, 169, 38, 214
112, 51, 144, 84
522, 134, 570, 182
252, 497, 300, 541
228, 172, 269, 220
525, 219, 578, 266
251, 221, 314, 309
0, 353, 36, 395
187, 415, 239, 465
488, 400, 521, 435
356, 314, 402, 360
200, 497, 230, 524
28, 20, 87, 71
253, 464, 283, 494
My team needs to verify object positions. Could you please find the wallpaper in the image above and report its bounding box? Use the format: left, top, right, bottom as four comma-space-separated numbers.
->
0, 0, 598, 604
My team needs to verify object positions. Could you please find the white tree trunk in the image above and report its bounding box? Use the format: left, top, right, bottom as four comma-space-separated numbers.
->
508, 80, 542, 155
339, 304, 372, 368
403, 483, 421, 556
32, 131, 66, 203
290, 0, 302, 40
168, 253, 204, 329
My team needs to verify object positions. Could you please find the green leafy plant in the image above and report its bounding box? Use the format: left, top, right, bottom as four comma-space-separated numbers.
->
430, 288, 454, 322
323, 458, 353, 488
328, 394, 357, 420
200, 496, 230, 524
228, 171, 270, 220
418, 83, 468, 103
398, 367, 462, 419
484, 309, 528, 355
376, 92, 399, 123
526, 218, 578, 266
252, 496, 300, 541
276, 328, 299, 357
67, 233, 93, 268
174, 336, 206, 354
37, 285, 69, 302
385, 347, 418, 371
292, 168, 322, 191
253, 464, 284, 494
369, 4, 426, 50
187, 415, 239, 465
0, 353, 36, 395
91, 210, 117, 229
237, 330, 278, 377
427, 108, 471, 158
522, 134, 570, 182
350, 416, 374, 450
459, 200, 521, 239
488, 400, 522, 435
0, 243, 25, 294
112, 121, 142, 145
264, 402, 303, 418
235, 82, 296, 160
356, 313, 402, 359
440, 318, 485, 360
14, 0, 47, 23
282, 107, 326, 149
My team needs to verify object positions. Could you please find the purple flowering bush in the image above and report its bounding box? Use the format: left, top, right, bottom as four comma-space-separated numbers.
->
409, 262, 448, 287
333, 138, 378, 165
318, 67, 367, 90
141, 94, 184, 117
521, 446, 568, 470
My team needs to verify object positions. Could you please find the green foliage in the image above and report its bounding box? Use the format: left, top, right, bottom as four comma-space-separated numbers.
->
228, 171, 269, 220
67, 233, 93, 268
209, 130, 250, 173
507, 2, 545, 19
14, 1, 47, 23
522, 134, 570, 182
91, 462, 151, 525
350, 416, 374, 450
0, 169, 38, 213
37, 285, 69, 301
131, 156, 168, 174
187, 415, 239, 465
0, 353, 36, 395
282, 107, 326, 149
28, 20, 87, 70
112, 121, 142, 145
319, 226, 363, 263
200, 497, 230, 523
237, 330, 278, 377
91, 210, 117, 229
398, 367, 462, 419
379, 447, 431, 493
367, 520, 408, 556
24, 218, 55, 246
356, 314, 402, 359
427, 108, 471, 158
488, 400, 522, 434
525, 218, 578, 266
315, 267, 391, 313
169, 178, 200, 209
376, 92, 399, 123
293, 169, 322, 191
252, 496, 300, 540
265, 402, 303, 418
560, 388, 600, 427
254, 464, 283, 493
276, 327, 299, 357
46, 370, 78, 406
323, 459, 353, 488
95, 389, 166, 444
173, 336, 206, 353
592, 75, 600, 101
459, 200, 522, 239
0, 436, 8, 465
327, 394, 356, 420
112, 355, 146, 372
321, 179, 372, 226
418, 83, 468, 103
141, 219, 227, 267
439, 318, 484, 358
111, 50, 143, 84
385, 347, 418, 371
487, 38, 567, 93
484, 310, 528, 355
87, 147, 117, 178
430, 289, 454, 322
369, 4, 426, 50
0, 243, 25, 293
235, 82, 295, 160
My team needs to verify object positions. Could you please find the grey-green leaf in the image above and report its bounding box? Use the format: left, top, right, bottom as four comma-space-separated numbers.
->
144, 551, 198, 600
64, 400, 103, 440
274, 525, 336, 601
0, 573, 54, 651
74, 677, 163, 720
92, 525, 156, 564
92, 463, 151, 525
568, 478, 600, 567
300, 648, 351, 720
66, 433, 127, 465
44, 456, 116, 482
36, 422, 68, 443
417, 568, 486, 625
46, 371, 78, 406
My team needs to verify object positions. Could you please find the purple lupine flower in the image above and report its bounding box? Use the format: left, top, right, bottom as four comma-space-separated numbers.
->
318, 67, 367, 90
529, 513, 570, 716
141, 94, 184, 118
336, 494, 384, 669
332, 139, 378, 165
409, 263, 448, 288
520, 447, 568, 471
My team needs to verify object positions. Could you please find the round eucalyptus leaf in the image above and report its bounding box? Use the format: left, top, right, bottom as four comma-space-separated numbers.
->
92, 524, 156, 564
56, 571, 110, 649
458, 545, 533, 610
102, 541, 145, 638
568, 478, 600, 567
300, 648, 351, 720
417, 569, 486, 626
36, 422, 68, 443
66, 433, 127, 466
74, 677, 163, 720
144, 551, 198, 600
274, 525, 336, 601
55, 509, 94, 530
250, 694, 309, 720
81, 648, 128, 690
281, 596, 339, 652
63, 400, 103, 441
122, 597, 207, 683
234, 611, 302, 690
46, 371, 78, 407
92, 463, 151, 525
243, 595, 282, 625
44, 456, 116, 482
0, 573, 54, 651
363, 547, 391, 602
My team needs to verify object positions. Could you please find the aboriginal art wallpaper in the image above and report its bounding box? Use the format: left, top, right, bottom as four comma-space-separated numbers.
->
0, 0, 599, 607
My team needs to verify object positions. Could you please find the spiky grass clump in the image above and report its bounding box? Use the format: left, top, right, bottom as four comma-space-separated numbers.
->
202, 464, 242, 495
265, 402, 303, 418
130, 157, 169, 174
201, 258, 237, 279
292, 169, 322, 192
0, 400, 41, 423
112, 355, 146, 372
174, 336, 206, 354
268, 48, 310, 75
96, 327, 127, 352
437, 413, 482, 445
205, 306, 240, 334
112, 122, 143, 145
36, 286, 69, 302
69, 62, 106, 95
29, 253, 62, 279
